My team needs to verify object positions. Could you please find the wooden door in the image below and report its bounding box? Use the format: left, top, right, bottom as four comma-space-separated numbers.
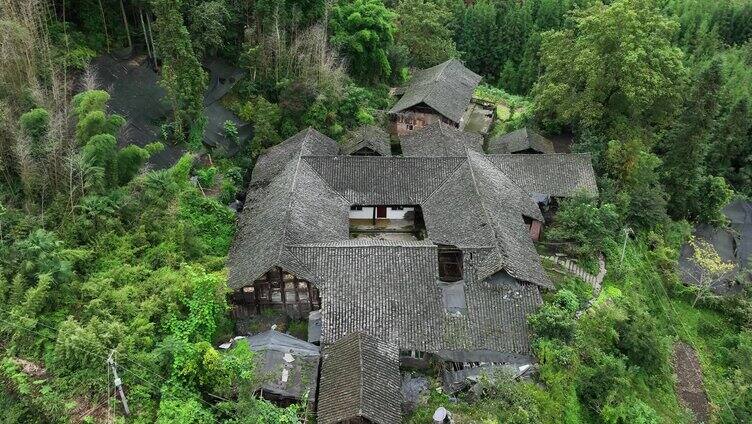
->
376, 206, 387, 218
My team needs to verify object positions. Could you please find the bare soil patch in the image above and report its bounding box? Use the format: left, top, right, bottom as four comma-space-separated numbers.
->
673, 341, 710, 423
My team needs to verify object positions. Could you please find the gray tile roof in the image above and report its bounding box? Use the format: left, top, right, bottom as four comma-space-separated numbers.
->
250, 127, 339, 188
487, 154, 598, 197
229, 128, 597, 368
228, 157, 350, 289
289, 242, 542, 357
317, 332, 402, 424
230, 151, 588, 291
488, 127, 555, 154
303, 156, 465, 205
389, 59, 482, 123
400, 121, 483, 157
340, 125, 392, 156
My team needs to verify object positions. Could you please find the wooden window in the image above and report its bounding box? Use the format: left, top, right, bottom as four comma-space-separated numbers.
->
257, 282, 270, 301
438, 245, 463, 282
285, 281, 297, 302
270, 286, 282, 302
350, 205, 363, 211
297, 281, 309, 301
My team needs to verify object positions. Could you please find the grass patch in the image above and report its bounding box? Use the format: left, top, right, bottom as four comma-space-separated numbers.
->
612, 235, 745, 422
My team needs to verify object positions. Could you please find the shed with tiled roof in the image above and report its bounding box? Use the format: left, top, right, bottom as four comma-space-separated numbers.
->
488, 128, 555, 154
317, 332, 401, 424
389, 59, 481, 136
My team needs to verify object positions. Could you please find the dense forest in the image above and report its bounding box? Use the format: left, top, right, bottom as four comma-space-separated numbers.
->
0, 0, 751, 422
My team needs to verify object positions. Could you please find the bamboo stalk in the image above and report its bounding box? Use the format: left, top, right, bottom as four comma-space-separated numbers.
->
146, 12, 158, 69
139, 9, 152, 61
97, 0, 111, 52
120, 0, 132, 49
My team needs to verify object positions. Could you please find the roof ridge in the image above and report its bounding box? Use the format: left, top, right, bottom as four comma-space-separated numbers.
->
358, 333, 364, 418
279, 154, 306, 251
302, 154, 470, 160
465, 150, 518, 279
488, 152, 591, 157
433, 59, 453, 82
435, 122, 453, 157
287, 242, 438, 249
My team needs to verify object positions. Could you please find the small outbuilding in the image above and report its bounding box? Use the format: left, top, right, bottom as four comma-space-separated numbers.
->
389, 59, 481, 136
488, 127, 555, 154
240, 330, 320, 404
317, 332, 402, 424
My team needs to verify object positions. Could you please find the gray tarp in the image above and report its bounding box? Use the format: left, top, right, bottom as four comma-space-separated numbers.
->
202, 57, 251, 155
726, 200, 752, 269
93, 51, 250, 167
239, 330, 320, 400
679, 200, 752, 294
93, 52, 184, 168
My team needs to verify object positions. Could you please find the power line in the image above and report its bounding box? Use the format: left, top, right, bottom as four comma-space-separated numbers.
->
0, 309, 241, 420
622, 239, 740, 424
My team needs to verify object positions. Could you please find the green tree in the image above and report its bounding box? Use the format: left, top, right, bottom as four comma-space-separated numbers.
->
330, 0, 397, 82
18, 108, 50, 143
82, 134, 119, 190
238, 96, 282, 153
18, 108, 50, 160
187, 0, 233, 58
533, 0, 687, 138
455, 0, 499, 79
395, 0, 458, 68
708, 99, 752, 195
71, 90, 126, 145
603, 139, 669, 230
151, 0, 208, 142
659, 60, 732, 223
546, 192, 620, 258
116, 143, 159, 186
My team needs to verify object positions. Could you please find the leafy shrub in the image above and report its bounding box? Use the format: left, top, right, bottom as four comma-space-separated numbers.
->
18, 108, 50, 142
529, 300, 577, 342
546, 192, 620, 258
239, 96, 282, 153
178, 190, 235, 255
195, 166, 218, 188
601, 397, 661, 424
224, 120, 239, 144
614, 298, 669, 376
552, 289, 580, 313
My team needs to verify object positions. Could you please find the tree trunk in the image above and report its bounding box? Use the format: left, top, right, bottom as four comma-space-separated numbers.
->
97, 0, 111, 52
119, 0, 132, 49
146, 12, 158, 69
139, 9, 152, 61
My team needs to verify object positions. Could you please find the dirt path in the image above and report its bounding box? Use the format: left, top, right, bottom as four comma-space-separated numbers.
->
672, 341, 710, 423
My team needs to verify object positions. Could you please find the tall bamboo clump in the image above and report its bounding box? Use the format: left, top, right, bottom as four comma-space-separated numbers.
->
0, 0, 76, 212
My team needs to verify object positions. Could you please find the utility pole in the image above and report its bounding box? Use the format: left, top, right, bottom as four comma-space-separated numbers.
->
620, 227, 633, 264
107, 350, 131, 416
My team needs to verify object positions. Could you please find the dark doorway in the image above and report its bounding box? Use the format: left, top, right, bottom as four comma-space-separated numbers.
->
376, 206, 387, 218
